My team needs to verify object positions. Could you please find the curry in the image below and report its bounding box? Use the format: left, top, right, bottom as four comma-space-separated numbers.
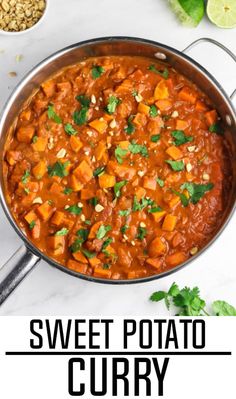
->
3, 55, 232, 279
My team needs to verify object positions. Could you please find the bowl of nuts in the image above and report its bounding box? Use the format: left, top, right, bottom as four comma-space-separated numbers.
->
0, 0, 48, 34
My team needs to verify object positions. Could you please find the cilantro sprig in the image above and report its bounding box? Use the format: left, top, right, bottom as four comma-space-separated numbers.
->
172, 130, 193, 146
148, 64, 169, 79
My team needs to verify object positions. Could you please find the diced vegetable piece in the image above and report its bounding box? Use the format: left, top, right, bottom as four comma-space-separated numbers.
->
112, 164, 136, 180
89, 118, 108, 134
138, 103, 150, 115
49, 182, 63, 194
70, 175, 83, 191
72, 251, 88, 263
94, 141, 107, 161
73, 160, 93, 184
70, 135, 83, 153
20, 109, 32, 121
99, 173, 116, 188
195, 100, 208, 112
32, 136, 47, 152
6, 150, 21, 166
146, 258, 162, 269
93, 267, 112, 278
135, 187, 147, 201
41, 80, 55, 97
88, 257, 102, 267
36, 201, 54, 221
88, 221, 103, 239
162, 214, 177, 232
51, 211, 64, 226
165, 251, 186, 267
167, 196, 181, 209
133, 113, 147, 127
178, 87, 197, 104
32, 160, 47, 180
165, 146, 183, 160
81, 188, 95, 200
176, 120, 189, 130
155, 100, 172, 111
48, 235, 65, 255
205, 110, 218, 126
148, 237, 166, 257
16, 125, 35, 143
143, 176, 157, 191
152, 210, 166, 223
118, 141, 130, 150
147, 118, 163, 135
24, 210, 37, 224
67, 259, 88, 274
154, 80, 169, 100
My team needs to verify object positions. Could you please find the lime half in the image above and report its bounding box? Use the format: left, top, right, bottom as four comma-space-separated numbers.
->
168, 0, 205, 27
207, 0, 236, 28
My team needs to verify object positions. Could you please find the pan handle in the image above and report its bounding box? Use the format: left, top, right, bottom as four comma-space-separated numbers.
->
0, 245, 40, 306
183, 38, 236, 101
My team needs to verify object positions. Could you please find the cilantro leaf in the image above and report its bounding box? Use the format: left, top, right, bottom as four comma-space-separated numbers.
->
82, 248, 96, 259
172, 189, 189, 207
212, 301, 236, 316
137, 226, 147, 240
73, 107, 88, 126
63, 187, 73, 195
55, 227, 69, 236
64, 123, 77, 136
120, 224, 129, 234
22, 169, 30, 184
76, 95, 90, 107
106, 96, 121, 114
102, 237, 113, 250
124, 116, 135, 135
93, 166, 105, 177
133, 196, 154, 212
181, 182, 214, 204
114, 180, 127, 198
89, 197, 98, 207
115, 146, 128, 164
128, 142, 148, 158
148, 64, 169, 79
77, 228, 89, 241
119, 209, 131, 217
209, 123, 223, 135
149, 104, 158, 118
156, 177, 164, 187
69, 239, 83, 253
96, 225, 112, 239
47, 104, 62, 124
172, 130, 193, 146
166, 160, 185, 171
151, 134, 160, 143
148, 206, 162, 213
29, 220, 36, 230
91, 65, 104, 79
150, 291, 167, 302
66, 204, 82, 215
48, 161, 69, 178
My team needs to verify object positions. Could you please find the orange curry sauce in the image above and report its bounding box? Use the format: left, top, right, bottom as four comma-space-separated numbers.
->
3, 56, 232, 280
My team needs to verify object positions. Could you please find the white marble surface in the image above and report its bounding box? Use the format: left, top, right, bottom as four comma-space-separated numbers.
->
0, 0, 235, 315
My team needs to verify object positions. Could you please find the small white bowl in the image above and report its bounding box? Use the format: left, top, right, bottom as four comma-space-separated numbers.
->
0, 0, 49, 36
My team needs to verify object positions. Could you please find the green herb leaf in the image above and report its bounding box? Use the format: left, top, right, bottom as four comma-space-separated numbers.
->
29, 220, 36, 230
103, 263, 110, 270
149, 104, 158, 118
119, 209, 131, 217
63, 187, 73, 195
172, 130, 193, 146
32, 136, 38, 143
76, 95, 91, 107
69, 238, 83, 253
212, 301, 236, 316
114, 180, 127, 198
73, 107, 88, 126
115, 146, 128, 164
64, 123, 77, 136
148, 64, 169, 79
91, 65, 104, 79
137, 226, 147, 240
89, 197, 98, 207
156, 177, 164, 187
48, 161, 69, 178
66, 204, 82, 215
102, 237, 113, 250
151, 134, 160, 143
55, 227, 69, 236
181, 182, 214, 204
96, 225, 112, 239
81, 248, 96, 259
128, 142, 148, 158
120, 224, 129, 234
47, 104, 62, 124
209, 123, 223, 135
172, 189, 189, 207
93, 166, 105, 177
106, 96, 121, 114
166, 160, 185, 171
124, 116, 135, 135
150, 291, 167, 302
77, 228, 89, 241
22, 169, 30, 184
148, 206, 162, 213
133, 196, 155, 212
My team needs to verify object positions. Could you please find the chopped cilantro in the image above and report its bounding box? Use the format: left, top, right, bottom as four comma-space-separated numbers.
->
89, 197, 98, 207
124, 115, 135, 135
209, 123, 223, 135
119, 209, 131, 217
63, 187, 73, 195
166, 160, 185, 171
77, 228, 89, 241
22, 169, 30, 184
32, 136, 38, 143
148, 206, 162, 213
64, 123, 77, 136
47, 104, 62, 124
120, 224, 129, 234
148, 65, 169, 79
69, 239, 83, 253
91, 65, 104, 79
102, 237, 113, 250
76, 95, 91, 107
29, 220, 36, 230
132, 89, 138, 97
180, 182, 214, 204
48, 161, 70, 177
103, 263, 110, 270
73, 107, 88, 126
66, 204, 82, 215
96, 225, 112, 239
55, 227, 69, 236
114, 180, 127, 198
172, 130, 193, 146
82, 248, 96, 259
24, 187, 30, 195
156, 177, 164, 187
84, 220, 91, 225
149, 104, 158, 118
150, 134, 160, 143
172, 189, 189, 207
128, 141, 148, 158
115, 146, 128, 164
106, 96, 121, 114
93, 166, 105, 177
137, 226, 147, 240
133, 196, 154, 212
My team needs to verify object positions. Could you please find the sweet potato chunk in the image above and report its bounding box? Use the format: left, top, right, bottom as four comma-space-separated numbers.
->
36, 201, 54, 221
165, 251, 186, 267
51, 210, 64, 226
32, 137, 47, 152
89, 118, 108, 134
73, 160, 93, 184
70, 136, 83, 153
32, 160, 47, 180
17, 125, 35, 143
154, 80, 169, 100
166, 146, 183, 160
48, 235, 65, 255
148, 237, 166, 257
99, 173, 116, 188
162, 214, 177, 232
67, 259, 88, 274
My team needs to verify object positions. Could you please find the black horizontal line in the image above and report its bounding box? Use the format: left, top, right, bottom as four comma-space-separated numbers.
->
5, 351, 231, 356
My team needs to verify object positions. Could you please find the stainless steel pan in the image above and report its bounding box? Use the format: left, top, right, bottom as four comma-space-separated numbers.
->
0, 37, 235, 305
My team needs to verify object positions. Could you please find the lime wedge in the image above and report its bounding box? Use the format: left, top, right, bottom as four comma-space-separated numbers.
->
207, 0, 236, 28
168, 0, 205, 27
